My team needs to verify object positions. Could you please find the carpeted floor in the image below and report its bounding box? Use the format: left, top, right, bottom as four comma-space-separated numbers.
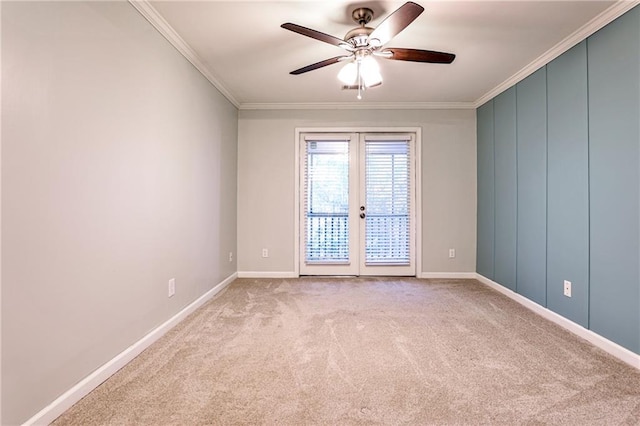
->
53, 277, 640, 425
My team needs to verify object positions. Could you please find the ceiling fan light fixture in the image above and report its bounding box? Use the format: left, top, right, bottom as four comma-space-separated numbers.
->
338, 56, 382, 96
338, 61, 358, 85
360, 56, 382, 87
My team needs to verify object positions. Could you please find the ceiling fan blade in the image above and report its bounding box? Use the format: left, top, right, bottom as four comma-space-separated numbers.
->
281, 23, 347, 48
368, 2, 424, 47
382, 48, 455, 64
290, 56, 350, 75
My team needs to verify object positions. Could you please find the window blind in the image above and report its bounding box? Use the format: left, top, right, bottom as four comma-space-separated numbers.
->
304, 140, 350, 263
365, 140, 411, 265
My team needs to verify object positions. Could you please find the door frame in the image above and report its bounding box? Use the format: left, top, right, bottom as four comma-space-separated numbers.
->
294, 127, 422, 277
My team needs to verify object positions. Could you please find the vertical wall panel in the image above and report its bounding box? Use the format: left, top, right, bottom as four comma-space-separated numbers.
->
546, 41, 589, 327
493, 88, 518, 291
588, 7, 640, 353
516, 68, 547, 306
476, 101, 495, 278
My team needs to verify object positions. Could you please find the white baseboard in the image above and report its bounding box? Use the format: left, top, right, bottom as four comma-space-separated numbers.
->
418, 272, 478, 279
475, 273, 640, 370
237, 271, 298, 278
239, 272, 479, 279
24, 272, 238, 426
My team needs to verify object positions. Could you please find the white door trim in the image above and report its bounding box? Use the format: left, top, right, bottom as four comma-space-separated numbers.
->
294, 127, 422, 277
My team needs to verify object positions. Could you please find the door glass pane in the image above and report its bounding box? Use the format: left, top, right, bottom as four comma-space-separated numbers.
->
304, 140, 350, 263
365, 140, 410, 264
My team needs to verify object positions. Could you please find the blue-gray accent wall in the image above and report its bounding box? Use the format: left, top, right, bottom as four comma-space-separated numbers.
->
546, 41, 590, 327
587, 8, 640, 353
493, 88, 518, 291
516, 68, 547, 306
477, 102, 495, 279
476, 6, 640, 355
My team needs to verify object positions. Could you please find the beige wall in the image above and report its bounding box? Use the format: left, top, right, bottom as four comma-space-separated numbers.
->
237, 109, 476, 275
1, 2, 237, 424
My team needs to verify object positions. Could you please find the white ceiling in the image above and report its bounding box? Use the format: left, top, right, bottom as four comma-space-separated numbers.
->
141, 0, 630, 109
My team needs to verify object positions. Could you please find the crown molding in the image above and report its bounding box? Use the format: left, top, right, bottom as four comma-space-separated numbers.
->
128, 0, 240, 108
474, 0, 640, 108
239, 102, 476, 110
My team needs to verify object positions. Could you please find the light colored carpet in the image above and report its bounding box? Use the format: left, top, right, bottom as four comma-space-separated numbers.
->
53, 278, 640, 425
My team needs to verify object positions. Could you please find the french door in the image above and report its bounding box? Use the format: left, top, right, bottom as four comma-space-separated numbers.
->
300, 132, 416, 276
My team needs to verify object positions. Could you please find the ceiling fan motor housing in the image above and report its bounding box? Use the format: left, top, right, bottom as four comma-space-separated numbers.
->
344, 26, 374, 47
345, 7, 375, 47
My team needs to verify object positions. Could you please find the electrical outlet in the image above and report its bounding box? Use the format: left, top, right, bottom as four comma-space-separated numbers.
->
563, 280, 571, 298
262, 248, 269, 258
168, 278, 176, 297
229, 252, 233, 262
449, 248, 456, 258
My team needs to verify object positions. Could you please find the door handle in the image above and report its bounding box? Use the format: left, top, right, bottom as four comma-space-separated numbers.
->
360, 212, 366, 219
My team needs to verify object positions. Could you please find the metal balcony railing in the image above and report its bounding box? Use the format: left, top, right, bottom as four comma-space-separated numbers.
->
305, 212, 409, 263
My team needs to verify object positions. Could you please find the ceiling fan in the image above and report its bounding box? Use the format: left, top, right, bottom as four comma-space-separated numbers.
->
281, 1, 455, 99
